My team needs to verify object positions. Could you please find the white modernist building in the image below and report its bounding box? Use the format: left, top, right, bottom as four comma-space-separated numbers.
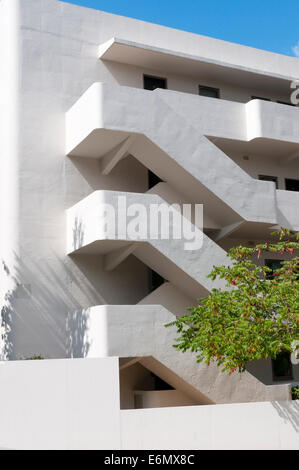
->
0, 0, 299, 449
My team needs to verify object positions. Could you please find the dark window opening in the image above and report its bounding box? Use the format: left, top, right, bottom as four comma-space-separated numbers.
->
144, 75, 167, 91
285, 178, 299, 192
148, 268, 164, 292
265, 259, 283, 280
148, 170, 163, 190
272, 351, 293, 381
258, 175, 278, 188
151, 373, 174, 390
199, 85, 220, 98
266, 257, 299, 281
251, 96, 271, 101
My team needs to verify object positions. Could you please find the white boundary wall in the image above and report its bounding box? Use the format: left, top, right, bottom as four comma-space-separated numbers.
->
121, 401, 299, 450
0, 358, 121, 450
0, 358, 297, 450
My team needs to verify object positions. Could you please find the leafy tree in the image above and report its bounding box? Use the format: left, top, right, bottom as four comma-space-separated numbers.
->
291, 386, 299, 400
25, 355, 44, 360
169, 228, 299, 374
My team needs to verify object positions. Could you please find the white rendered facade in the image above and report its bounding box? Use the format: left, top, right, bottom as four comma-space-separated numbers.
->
0, 0, 299, 448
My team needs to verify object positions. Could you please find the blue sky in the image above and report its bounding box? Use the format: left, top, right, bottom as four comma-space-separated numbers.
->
62, 0, 299, 58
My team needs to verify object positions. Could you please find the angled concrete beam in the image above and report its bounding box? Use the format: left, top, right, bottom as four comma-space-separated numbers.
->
100, 136, 135, 175
213, 221, 244, 243
119, 357, 141, 370
104, 243, 137, 271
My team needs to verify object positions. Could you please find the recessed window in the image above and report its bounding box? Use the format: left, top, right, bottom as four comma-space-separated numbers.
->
258, 175, 278, 188
272, 351, 293, 381
285, 178, 299, 192
251, 96, 271, 101
199, 85, 220, 99
143, 75, 167, 91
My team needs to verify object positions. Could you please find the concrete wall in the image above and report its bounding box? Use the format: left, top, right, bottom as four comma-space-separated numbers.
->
1, 0, 155, 359
0, 357, 121, 450
0, 358, 297, 450
121, 400, 299, 450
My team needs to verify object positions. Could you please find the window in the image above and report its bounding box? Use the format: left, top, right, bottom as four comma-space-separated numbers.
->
265, 259, 282, 279
285, 178, 299, 192
199, 85, 220, 99
258, 175, 278, 188
272, 351, 293, 381
251, 96, 271, 101
143, 75, 167, 91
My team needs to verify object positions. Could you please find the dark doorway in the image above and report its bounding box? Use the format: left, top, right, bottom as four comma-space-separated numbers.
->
144, 75, 167, 91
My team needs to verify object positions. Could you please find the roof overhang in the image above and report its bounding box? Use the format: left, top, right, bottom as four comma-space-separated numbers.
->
98, 38, 295, 94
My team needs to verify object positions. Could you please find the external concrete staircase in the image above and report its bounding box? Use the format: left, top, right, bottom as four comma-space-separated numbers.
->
67, 186, 228, 299
65, 82, 299, 403
66, 82, 299, 230
67, 185, 289, 403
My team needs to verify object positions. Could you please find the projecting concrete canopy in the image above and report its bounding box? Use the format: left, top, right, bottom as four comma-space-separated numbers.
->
98, 37, 295, 94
